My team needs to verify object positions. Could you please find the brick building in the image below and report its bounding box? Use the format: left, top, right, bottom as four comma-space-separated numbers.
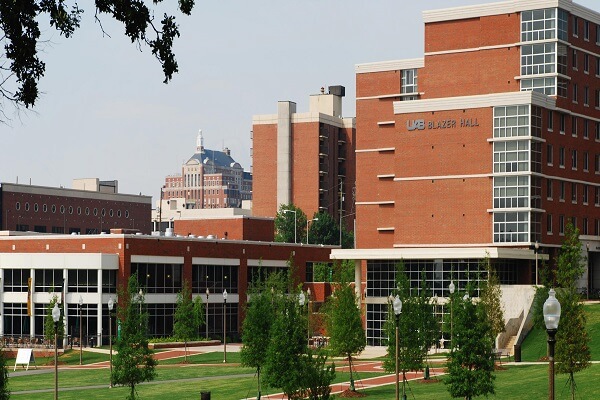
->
331, 0, 600, 345
252, 86, 356, 233
0, 232, 333, 344
163, 131, 252, 210
0, 180, 151, 234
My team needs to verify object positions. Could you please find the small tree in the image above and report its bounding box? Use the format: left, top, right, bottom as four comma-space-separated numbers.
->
274, 204, 307, 243
479, 256, 505, 342
325, 278, 365, 391
301, 349, 335, 400
240, 272, 283, 399
555, 222, 591, 400
173, 280, 204, 363
307, 211, 339, 245
112, 274, 157, 400
0, 345, 10, 400
445, 290, 496, 400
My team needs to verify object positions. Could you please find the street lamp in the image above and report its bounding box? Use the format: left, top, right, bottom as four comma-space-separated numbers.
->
389, 295, 403, 400
108, 297, 114, 388
52, 302, 60, 400
306, 218, 319, 244
283, 209, 297, 243
543, 289, 561, 400
535, 241, 540, 286
205, 288, 210, 339
449, 281, 455, 349
298, 291, 309, 344
223, 289, 228, 363
78, 295, 83, 365
307, 288, 312, 343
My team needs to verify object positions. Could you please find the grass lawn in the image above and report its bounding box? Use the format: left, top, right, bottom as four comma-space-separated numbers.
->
521, 303, 600, 361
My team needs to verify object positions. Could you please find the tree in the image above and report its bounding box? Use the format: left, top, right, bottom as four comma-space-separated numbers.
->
300, 349, 336, 400
445, 290, 496, 400
173, 280, 204, 363
0, 344, 9, 400
44, 294, 65, 345
274, 204, 307, 243
384, 263, 436, 398
554, 222, 591, 400
112, 274, 157, 400
324, 277, 365, 392
240, 272, 282, 400
262, 290, 308, 399
308, 211, 354, 248
479, 256, 505, 342
0, 0, 194, 119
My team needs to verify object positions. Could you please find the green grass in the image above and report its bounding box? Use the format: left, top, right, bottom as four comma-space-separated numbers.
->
521, 303, 600, 361
158, 350, 243, 364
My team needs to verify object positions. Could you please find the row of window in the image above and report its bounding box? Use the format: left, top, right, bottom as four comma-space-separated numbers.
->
13, 202, 130, 219
3, 269, 117, 293
522, 9, 600, 46
546, 214, 600, 236
546, 179, 600, 206
547, 144, 600, 173
547, 110, 600, 140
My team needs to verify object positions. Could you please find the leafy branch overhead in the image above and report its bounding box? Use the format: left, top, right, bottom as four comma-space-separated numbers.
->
0, 0, 194, 110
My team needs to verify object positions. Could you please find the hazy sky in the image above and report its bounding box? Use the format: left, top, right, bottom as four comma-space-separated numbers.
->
3, 0, 598, 202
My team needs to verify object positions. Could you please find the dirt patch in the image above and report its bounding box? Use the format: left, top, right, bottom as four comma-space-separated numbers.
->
338, 389, 367, 398
418, 378, 441, 384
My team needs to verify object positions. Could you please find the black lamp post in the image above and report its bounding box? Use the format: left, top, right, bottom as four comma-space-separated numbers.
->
52, 302, 61, 400
78, 295, 83, 365
205, 288, 210, 339
108, 297, 114, 388
543, 289, 561, 400
223, 289, 228, 363
448, 281, 455, 349
390, 295, 403, 400
535, 241, 540, 286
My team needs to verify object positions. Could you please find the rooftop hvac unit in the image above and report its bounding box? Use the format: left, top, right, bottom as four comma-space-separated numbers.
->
328, 85, 345, 97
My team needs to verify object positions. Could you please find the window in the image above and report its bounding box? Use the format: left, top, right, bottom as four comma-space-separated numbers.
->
573, 49, 578, 69
559, 146, 565, 167
521, 43, 556, 75
584, 120, 589, 138
597, 90, 600, 108
572, 116, 578, 136
573, 15, 579, 36
547, 179, 553, 199
547, 110, 553, 130
597, 219, 600, 236
583, 185, 589, 204
192, 264, 239, 293
132, 263, 183, 294
584, 20, 590, 40
584, 53, 590, 73
597, 122, 600, 140
3, 269, 31, 292
493, 212, 529, 243
584, 151, 589, 171
560, 113, 566, 133
558, 9, 568, 40
493, 176, 529, 208
401, 69, 418, 95
521, 9, 557, 42
572, 182, 578, 203
559, 215, 565, 234
67, 270, 99, 293
572, 149, 578, 169
557, 78, 568, 98
583, 218, 589, 235
493, 141, 530, 173
596, 187, 600, 205
35, 269, 63, 292
596, 154, 600, 172
493, 106, 530, 138
547, 144, 553, 165
597, 23, 600, 43
584, 86, 589, 106
560, 181, 566, 201
547, 214, 553, 234
102, 270, 117, 293
573, 83, 578, 103
3, 303, 30, 336
597, 57, 600, 76
571, 216, 577, 228
521, 77, 556, 95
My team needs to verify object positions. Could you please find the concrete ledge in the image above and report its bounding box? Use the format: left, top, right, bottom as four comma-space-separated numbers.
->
148, 340, 221, 350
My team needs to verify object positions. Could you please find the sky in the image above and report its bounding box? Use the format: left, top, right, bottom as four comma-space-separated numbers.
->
2, 0, 599, 202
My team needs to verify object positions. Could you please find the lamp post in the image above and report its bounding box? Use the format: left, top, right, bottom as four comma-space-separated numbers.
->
543, 289, 561, 400
108, 297, 114, 388
52, 302, 60, 400
283, 209, 297, 243
448, 281, 455, 349
535, 241, 539, 286
306, 218, 318, 244
307, 288, 312, 343
78, 295, 83, 365
205, 288, 210, 339
223, 289, 228, 363
390, 295, 403, 400
298, 291, 308, 345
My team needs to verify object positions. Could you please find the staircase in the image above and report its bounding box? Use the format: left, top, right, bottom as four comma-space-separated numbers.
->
503, 335, 517, 356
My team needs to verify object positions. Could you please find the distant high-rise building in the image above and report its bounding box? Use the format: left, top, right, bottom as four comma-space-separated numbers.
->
252, 86, 356, 230
163, 131, 252, 209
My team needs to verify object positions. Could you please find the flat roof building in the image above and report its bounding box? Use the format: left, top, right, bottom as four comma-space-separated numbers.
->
333, 0, 600, 345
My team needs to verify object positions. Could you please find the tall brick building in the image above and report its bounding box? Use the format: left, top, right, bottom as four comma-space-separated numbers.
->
252, 86, 356, 233
332, 0, 600, 345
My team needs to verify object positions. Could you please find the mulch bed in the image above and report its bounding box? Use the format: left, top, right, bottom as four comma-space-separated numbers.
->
338, 389, 367, 398
418, 378, 441, 384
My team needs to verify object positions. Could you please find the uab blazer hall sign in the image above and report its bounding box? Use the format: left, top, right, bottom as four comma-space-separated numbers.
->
406, 118, 479, 131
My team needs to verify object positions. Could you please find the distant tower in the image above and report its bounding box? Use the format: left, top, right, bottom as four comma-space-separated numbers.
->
196, 130, 204, 154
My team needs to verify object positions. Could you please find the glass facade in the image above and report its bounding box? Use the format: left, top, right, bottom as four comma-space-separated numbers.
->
192, 264, 239, 294
131, 263, 183, 294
